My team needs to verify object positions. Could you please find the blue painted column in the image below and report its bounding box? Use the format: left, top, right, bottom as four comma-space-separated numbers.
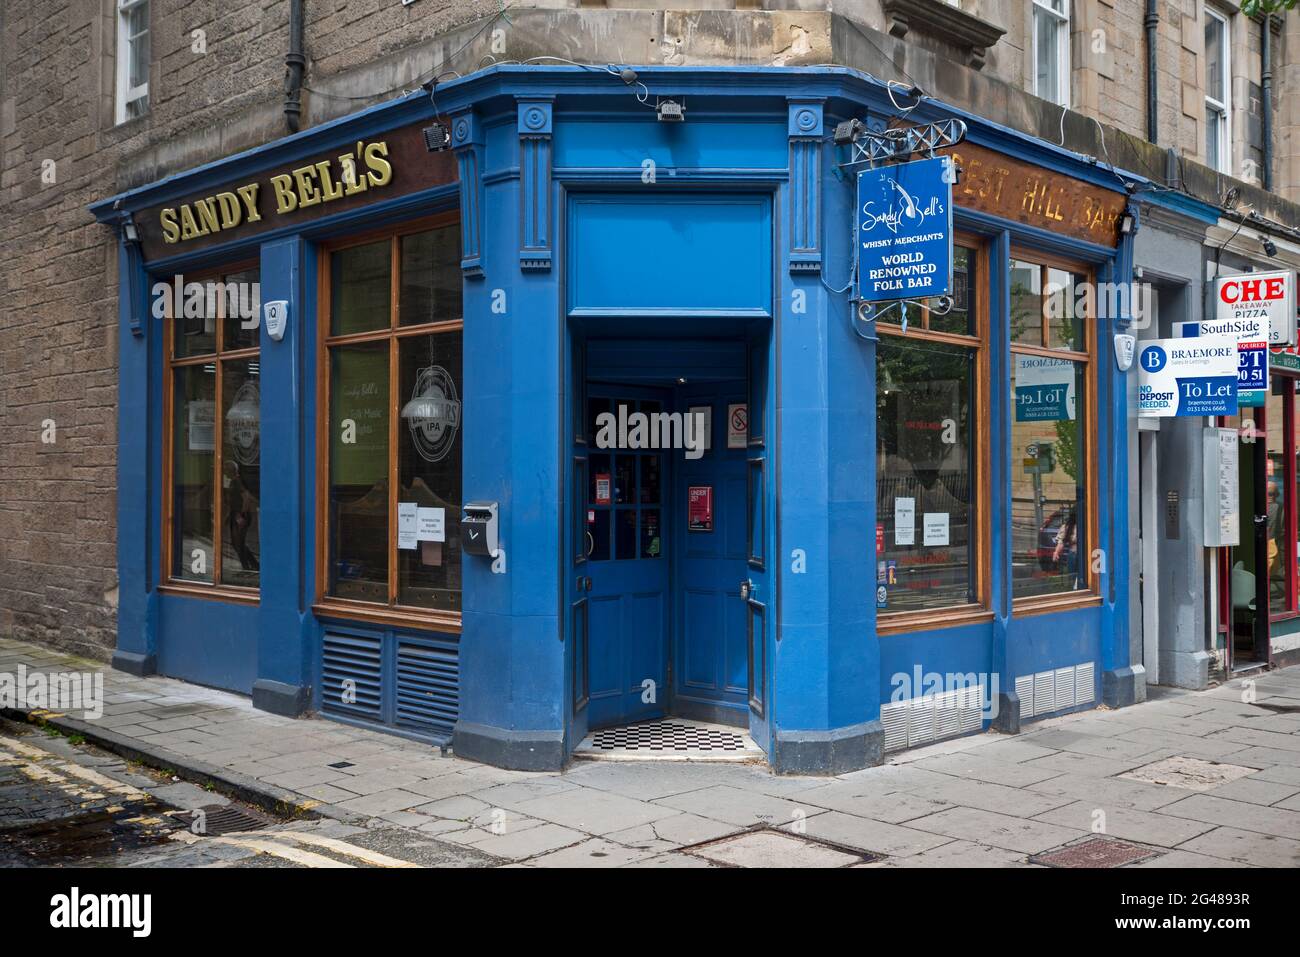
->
988, 229, 1018, 730
251, 236, 314, 716
771, 102, 881, 774
1101, 211, 1143, 708
112, 230, 160, 676
452, 104, 567, 770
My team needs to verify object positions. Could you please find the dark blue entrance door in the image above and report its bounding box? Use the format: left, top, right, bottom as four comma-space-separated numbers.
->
673, 385, 751, 723
583, 389, 670, 729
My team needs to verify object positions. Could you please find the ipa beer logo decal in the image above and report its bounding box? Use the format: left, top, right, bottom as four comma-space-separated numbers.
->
407, 365, 461, 463
225, 380, 260, 467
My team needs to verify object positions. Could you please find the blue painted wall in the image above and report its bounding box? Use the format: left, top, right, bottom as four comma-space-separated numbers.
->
93, 65, 1145, 764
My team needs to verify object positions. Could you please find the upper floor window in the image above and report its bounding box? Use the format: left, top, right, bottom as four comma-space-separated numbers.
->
1032, 0, 1070, 108
1205, 8, 1231, 174
115, 0, 149, 124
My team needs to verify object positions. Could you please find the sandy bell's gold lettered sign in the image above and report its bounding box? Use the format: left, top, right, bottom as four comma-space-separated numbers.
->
158, 140, 395, 245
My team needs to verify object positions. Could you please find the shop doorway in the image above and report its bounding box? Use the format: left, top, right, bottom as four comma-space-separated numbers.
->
1219, 408, 1274, 672
567, 334, 770, 751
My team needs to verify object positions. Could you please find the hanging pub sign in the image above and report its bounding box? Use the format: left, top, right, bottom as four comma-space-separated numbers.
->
856, 155, 953, 303
1137, 336, 1239, 417
1176, 317, 1268, 407
132, 122, 457, 261
1214, 271, 1296, 346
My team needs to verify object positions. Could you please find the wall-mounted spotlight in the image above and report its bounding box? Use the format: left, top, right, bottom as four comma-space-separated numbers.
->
423, 121, 451, 152
833, 118, 864, 145
656, 97, 685, 122
1119, 212, 1135, 235
120, 212, 140, 246
1262, 236, 1278, 257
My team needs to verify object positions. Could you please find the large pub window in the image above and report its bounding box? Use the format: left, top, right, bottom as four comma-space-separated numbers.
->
875, 239, 989, 630
320, 215, 463, 622
164, 265, 261, 594
1008, 252, 1097, 605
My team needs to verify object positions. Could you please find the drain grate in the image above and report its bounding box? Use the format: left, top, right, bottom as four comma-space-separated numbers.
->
172, 804, 276, 837
588, 721, 749, 753
1031, 837, 1161, 868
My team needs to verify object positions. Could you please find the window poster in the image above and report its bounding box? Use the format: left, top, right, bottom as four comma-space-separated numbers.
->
188, 400, 215, 452
894, 497, 915, 545
898, 380, 960, 471
1014, 354, 1076, 422
397, 502, 418, 550
416, 507, 445, 543
923, 512, 950, 547
688, 485, 713, 532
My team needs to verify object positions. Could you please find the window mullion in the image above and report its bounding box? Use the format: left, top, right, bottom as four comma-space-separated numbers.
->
388, 237, 401, 607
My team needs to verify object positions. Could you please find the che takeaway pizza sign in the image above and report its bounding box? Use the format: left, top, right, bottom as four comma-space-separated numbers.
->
1214, 271, 1297, 347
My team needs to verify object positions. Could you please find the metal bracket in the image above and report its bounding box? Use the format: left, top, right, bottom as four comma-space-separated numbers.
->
838, 118, 968, 170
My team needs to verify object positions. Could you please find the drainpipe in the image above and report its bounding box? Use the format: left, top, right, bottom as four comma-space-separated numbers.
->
1262, 15, 1274, 191
1144, 0, 1159, 144
285, 0, 305, 133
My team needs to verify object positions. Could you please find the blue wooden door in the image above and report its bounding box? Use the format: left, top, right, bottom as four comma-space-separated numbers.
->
583, 389, 671, 729
673, 386, 751, 722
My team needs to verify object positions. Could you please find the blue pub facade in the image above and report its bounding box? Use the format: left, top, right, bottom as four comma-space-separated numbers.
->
91, 66, 1148, 774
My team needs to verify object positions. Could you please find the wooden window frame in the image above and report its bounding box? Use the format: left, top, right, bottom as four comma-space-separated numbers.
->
876, 236, 993, 635
1010, 248, 1101, 617
315, 211, 463, 633
1266, 375, 1299, 623
160, 259, 261, 604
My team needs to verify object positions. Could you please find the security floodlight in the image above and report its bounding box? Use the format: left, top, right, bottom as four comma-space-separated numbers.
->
423, 122, 451, 152
656, 98, 685, 122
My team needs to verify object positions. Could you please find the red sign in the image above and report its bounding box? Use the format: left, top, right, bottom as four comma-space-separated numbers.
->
688, 486, 714, 532
594, 473, 611, 506
876, 523, 884, 556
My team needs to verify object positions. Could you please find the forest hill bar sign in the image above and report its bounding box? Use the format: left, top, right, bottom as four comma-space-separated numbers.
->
135, 122, 458, 261
938, 142, 1128, 247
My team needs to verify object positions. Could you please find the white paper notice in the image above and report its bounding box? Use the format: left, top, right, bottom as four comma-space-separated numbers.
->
894, 497, 915, 545
922, 512, 949, 547
397, 502, 418, 550
417, 507, 446, 543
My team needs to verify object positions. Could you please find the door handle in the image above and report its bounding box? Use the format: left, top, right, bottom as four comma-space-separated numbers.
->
576, 576, 592, 593
740, 578, 756, 600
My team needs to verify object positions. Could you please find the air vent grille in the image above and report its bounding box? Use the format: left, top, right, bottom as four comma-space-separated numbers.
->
882, 684, 987, 753
1017, 661, 1098, 720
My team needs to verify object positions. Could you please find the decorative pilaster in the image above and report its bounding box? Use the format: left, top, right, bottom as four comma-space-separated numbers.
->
788, 99, 824, 274
517, 98, 553, 271
452, 110, 485, 278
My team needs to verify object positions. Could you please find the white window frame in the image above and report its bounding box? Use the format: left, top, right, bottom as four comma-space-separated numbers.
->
1032, 0, 1071, 109
1204, 7, 1232, 174
115, 0, 149, 125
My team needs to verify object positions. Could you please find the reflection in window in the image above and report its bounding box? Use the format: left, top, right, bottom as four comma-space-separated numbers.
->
1010, 354, 1087, 598
171, 365, 216, 582
876, 337, 975, 612
324, 223, 464, 611
1267, 383, 1288, 614
221, 360, 261, 588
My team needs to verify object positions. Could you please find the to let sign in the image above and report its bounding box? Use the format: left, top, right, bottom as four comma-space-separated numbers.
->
856, 155, 953, 303
1214, 271, 1296, 346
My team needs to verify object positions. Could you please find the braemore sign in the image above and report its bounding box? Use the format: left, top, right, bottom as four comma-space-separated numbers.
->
134, 122, 457, 261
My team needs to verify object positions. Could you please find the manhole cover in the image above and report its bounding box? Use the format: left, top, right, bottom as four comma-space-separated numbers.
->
684, 828, 878, 868
1032, 837, 1161, 868
172, 804, 276, 836
1120, 756, 1256, 792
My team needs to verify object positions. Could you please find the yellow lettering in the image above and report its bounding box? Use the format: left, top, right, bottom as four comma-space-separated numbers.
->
160, 208, 180, 244
179, 205, 205, 241
215, 192, 242, 229
363, 141, 392, 188
194, 197, 221, 235
236, 183, 262, 222
315, 160, 344, 202
270, 174, 298, 214
292, 165, 323, 208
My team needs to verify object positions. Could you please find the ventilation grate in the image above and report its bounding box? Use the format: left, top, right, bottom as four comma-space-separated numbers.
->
321, 632, 382, 722
394, 640, 460, 738
882, 684, 987, 753
1017, 661, 1098, 720
586, 721, 750, 753
173, 804, 276, 837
